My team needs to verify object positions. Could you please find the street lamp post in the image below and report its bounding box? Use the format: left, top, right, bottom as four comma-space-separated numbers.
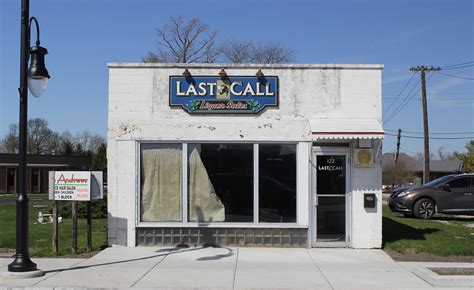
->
8, 0, 50, 273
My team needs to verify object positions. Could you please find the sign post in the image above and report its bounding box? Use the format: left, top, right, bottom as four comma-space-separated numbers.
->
49, 171, 103, 254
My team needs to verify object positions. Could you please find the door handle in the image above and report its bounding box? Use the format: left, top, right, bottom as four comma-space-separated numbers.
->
465, 193, 473, 196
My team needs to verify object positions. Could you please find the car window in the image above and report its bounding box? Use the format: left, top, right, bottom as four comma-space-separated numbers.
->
446, 177, 470, 189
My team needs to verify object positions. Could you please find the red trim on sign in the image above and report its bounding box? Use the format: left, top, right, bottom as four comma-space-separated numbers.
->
312, 132, 385, 135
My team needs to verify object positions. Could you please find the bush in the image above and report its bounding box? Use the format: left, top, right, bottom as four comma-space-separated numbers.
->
49, 195, 107, 219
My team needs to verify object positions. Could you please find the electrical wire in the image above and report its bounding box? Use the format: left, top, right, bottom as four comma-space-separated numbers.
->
384, 133, 474, 140
384, 73, 435, 124
385, 129, 474, 135
441, 64, 474, 71
383, 79, 420, 123
438, 71, 474, 80
440, 61, 474, 69
383, 97, 473, 100
383, 72, 416, 117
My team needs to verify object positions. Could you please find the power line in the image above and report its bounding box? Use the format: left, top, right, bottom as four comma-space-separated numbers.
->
383, 97, 473, 100
440, 61, 474, 69
438, 71, 474, 80
384, 73, 435, 124
385, 129, 474, 135
384, 92, 473, 96
441, 64, 474, 71
385, 133, 474, 140
383, 72, 416, 117
383, 79, 420, 123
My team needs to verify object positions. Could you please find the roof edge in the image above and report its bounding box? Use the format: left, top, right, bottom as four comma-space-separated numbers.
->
107, 63, 384, 70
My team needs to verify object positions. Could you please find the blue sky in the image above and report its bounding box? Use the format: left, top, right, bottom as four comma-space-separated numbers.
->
1, 0, 473, 156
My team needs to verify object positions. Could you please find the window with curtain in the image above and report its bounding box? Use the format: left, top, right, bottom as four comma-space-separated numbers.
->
140, 143, 182, 222
259, 144, 297, 222
140, 142, 297, 224
188, 143, 253, 222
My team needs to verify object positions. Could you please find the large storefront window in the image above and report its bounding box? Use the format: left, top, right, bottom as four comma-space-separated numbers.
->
140, 144, 182, 222
188, 144, 253, 222
259, 144, 297, 222
140, 143, 297, 224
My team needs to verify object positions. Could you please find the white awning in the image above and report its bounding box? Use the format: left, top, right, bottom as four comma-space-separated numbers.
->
309, 118, 384, 139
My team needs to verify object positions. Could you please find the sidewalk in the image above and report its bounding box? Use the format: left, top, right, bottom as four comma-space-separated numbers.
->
1, 246, 472, 289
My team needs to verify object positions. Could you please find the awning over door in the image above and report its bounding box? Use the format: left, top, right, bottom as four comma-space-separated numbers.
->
309, 118, 384, 139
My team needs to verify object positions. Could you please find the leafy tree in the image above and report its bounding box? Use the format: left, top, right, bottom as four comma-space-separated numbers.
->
91, 143, 107, 171
454, 140, 474, 172
0, 118, 62, 154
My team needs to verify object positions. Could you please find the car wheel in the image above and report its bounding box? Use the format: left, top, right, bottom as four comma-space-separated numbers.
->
413, 198, 435, 219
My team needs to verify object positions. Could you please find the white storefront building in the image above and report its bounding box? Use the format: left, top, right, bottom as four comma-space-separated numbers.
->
107, 63, 384, 248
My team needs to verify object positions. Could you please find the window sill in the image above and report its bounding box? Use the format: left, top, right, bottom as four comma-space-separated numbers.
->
136, 222, 308, 228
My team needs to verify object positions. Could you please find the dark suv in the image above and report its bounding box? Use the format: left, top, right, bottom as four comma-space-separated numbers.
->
388, 174, 474, 219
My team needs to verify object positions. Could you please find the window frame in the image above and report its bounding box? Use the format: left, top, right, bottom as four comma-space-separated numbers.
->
137, 141, 300, 227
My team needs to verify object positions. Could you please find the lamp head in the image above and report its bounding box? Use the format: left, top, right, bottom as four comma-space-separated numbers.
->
28, 45, 50, 97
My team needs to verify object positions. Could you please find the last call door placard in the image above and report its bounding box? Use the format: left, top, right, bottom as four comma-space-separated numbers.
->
169, 76, 279, 113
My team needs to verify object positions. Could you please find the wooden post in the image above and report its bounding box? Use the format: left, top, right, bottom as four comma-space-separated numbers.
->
87, 201, 92, 252
52, 200, 58, 255
71, 201, 77, 255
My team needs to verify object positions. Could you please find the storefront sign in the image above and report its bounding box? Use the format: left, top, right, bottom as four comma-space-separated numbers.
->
169, 76, 278, 113
48, 171, 104, 201
52, 171, 91, 201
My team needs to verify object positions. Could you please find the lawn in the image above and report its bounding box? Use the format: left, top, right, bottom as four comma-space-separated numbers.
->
383, 205, 474, 257
0, 194, 107, 257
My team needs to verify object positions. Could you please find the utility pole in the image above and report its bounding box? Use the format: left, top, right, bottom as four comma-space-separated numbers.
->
391, 128, 402, 189
409, 65, 440, 184
394, 129, 402, 165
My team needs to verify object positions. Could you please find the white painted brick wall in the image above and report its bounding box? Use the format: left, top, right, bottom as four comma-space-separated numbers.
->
108, 63, 383, 248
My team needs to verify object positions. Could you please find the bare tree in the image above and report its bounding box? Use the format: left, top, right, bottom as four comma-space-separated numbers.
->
220, 40, 295, 64
145, 16, 218, 63
219, 40, 254, 63
142, 52, 161, 63
382, 159, 414, 187
251, 42, 295, 64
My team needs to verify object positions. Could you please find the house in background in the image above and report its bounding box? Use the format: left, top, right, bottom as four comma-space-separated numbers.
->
0, 154, 91, 194
382, 152, 464, 184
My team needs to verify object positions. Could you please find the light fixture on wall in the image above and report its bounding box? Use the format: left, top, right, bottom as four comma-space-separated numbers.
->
255, 69, 264, 78
182, 68, 191, 78
218, 68, 227, 78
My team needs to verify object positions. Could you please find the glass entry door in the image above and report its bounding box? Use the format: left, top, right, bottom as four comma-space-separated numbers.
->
312, 148, 350, 246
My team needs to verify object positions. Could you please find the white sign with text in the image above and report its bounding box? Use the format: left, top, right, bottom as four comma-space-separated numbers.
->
53, 171, 91, 201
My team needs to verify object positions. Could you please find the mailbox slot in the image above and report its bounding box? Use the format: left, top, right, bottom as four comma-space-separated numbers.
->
364, 193, 376, 208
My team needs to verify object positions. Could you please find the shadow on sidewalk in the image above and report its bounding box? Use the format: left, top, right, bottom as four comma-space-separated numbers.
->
43, 245, 234, 274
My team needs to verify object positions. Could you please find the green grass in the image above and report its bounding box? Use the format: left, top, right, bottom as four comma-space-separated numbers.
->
383, 205, 474, 256
0, 195, 107, 257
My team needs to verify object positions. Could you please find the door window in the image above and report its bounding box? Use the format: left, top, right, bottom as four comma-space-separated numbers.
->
315, 154, 347, 243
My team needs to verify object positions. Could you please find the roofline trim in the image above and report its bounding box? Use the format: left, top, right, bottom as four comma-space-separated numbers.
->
108, 63, 384, 70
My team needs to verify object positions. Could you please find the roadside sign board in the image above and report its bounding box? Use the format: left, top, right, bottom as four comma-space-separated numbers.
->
48, 171, 104, 201
53, 171, 91, 201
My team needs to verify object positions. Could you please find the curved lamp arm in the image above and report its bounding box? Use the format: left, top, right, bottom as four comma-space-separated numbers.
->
29, 16, 40, 46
